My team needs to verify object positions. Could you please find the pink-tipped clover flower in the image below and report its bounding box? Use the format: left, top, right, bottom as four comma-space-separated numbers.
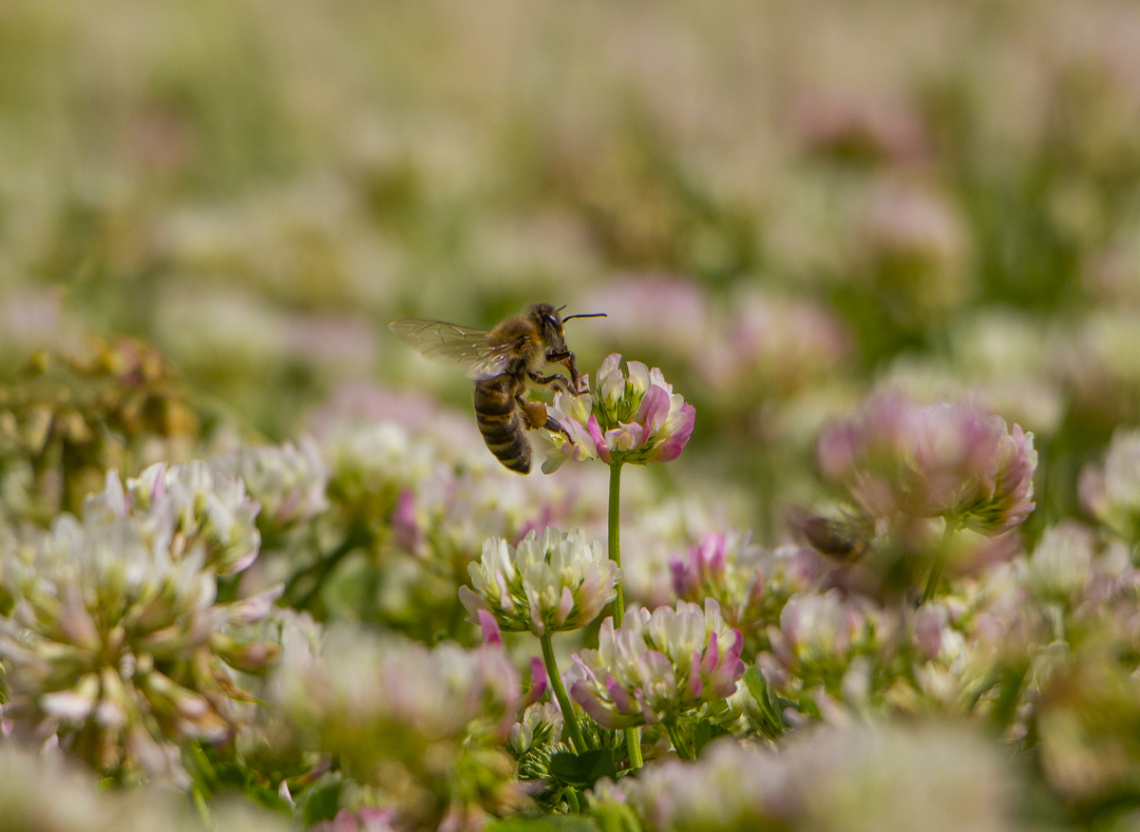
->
543, 354, 696, 473
567, 599, 745, 730
817, 391, 1036, 535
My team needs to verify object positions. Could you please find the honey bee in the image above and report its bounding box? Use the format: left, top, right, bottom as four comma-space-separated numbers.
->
787, 507, 871, 562
389, 303, 604, 473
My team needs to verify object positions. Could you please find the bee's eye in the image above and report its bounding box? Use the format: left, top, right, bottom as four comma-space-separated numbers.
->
543, 315, 557, 327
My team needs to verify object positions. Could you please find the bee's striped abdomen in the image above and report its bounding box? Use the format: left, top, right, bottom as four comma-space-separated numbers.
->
474, 377, 531, 473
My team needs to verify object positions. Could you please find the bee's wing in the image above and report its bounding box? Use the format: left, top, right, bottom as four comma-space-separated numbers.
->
388, 319, 514, 380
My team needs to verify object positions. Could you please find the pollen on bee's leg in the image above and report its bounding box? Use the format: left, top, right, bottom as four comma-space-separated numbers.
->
520, 399, 550, 430
521, 399, 572, 441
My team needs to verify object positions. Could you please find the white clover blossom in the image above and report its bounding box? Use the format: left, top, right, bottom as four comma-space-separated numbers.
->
272, 625, 525, 828
319, 421, 437, 529
1080, 428, 1140, 542
0, 741, 294, 832
0, 481, 281, 784
771, 590, 874, 670
568, 599, 745, 730
670, 530, 767, 637
275, 627, 521, 753
1026, 523, 1095, 605
696, 291, 851, 398
212, 437, 328, 531
543, 354, 696, 473
459, 528, 618, 636
817, 391, 1036, 535
325, 421, 436, 493
122, 461, 262, 574
616, 724, 1019, 832
509, 700, 564, 758
760, 589, 900, 704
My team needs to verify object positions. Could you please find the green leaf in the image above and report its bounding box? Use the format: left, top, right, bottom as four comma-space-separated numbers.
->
744, 665, 787, 737
247, 787, 294, 816
548, 749, 619, 788
213, 762, 251, 788
692, 720, 712, 757
692, 716, 731, 758
486, 817, 600, 832
300, 778, 343, 825
743, 665, 767, 703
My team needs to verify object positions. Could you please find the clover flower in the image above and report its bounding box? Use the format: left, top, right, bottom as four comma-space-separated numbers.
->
122, 461, 261, 574
817, 391, 1036, 535
0, 742, 109, 832
1080, 428, 1140, 542
0, 479, 281, 784
568, 599, 745, 730
0, 337, 200, 524
1026, 523, 1096, 606
616, 723, 1019, 832
543, 354, 695, 472
764, 590, 889, 700
212, 437, 328, 532
509, 701, 563, 759
670, 530, 768, 645
380, 466, 606, 642
309, 405, 607, 638
321, 421, 437, 527
696, 290, 851, 400
0, 740, 293, 832
459, 527, 618, 636
272, 625, 525, 830
1034, 648, 1140, 804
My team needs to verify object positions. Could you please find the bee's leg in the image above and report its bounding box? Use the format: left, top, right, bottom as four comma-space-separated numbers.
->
544, 349, 587, 395
564, 352, 585, 395
518, 396, 572, 441
528, 371, 573, 394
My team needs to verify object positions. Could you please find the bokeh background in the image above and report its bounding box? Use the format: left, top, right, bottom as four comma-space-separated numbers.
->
3, 0, 1140, 539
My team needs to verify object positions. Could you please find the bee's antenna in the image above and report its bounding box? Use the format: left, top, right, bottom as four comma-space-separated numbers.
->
554, 304, 567, 314
562, 312, 607, 322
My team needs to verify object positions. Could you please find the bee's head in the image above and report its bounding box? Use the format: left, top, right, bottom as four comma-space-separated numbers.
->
530, 303, 568, 351
529, 303, 606, 352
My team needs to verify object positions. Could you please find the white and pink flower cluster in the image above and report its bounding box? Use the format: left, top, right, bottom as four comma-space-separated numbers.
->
0, 467, 280, 785
543, 353, 696, 472
459, 527, 619, 637
817, 391, 1037, 535
1080, 428, 1140, 543
568, 599, 745, 729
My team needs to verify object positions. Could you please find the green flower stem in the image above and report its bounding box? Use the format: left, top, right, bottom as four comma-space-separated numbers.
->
608, 461, 625, 622
665, 720, 692, 761
921, 519, 960, 605
606, 460, 643, 770
285, 529, 368, 610
626, 725, 644, 770
540, 633, 587, 754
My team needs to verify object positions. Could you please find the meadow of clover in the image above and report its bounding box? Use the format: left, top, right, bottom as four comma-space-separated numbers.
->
3, 1, 1140, 830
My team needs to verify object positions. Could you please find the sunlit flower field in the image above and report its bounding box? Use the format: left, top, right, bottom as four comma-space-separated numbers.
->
3, 1, 1140, 829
